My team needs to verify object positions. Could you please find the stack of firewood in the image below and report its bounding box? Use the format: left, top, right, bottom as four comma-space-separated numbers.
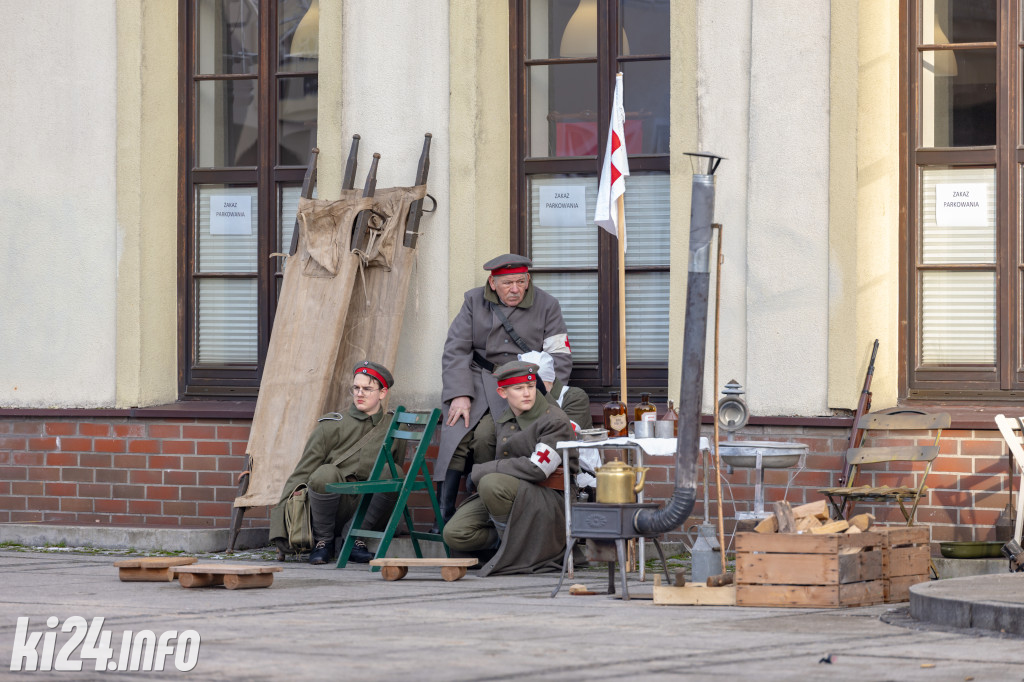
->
753, 499, 874, 535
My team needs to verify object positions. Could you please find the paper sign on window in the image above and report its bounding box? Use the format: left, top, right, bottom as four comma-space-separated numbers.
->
539, 186, 586, 227
209, 195, 253, 235
935, 184, 988, 227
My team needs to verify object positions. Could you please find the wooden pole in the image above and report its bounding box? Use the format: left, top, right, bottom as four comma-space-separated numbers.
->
712, 224, 726, 558
617, 194, 628, 402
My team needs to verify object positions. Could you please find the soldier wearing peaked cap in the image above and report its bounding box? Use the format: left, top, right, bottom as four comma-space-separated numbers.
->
436, 254, 573, 526
518, 350, 593, 432
442, 360, 577, 575
269, 361, 403, 565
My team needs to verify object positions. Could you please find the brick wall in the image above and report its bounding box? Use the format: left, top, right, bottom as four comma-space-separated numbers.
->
0, 417, 266, 528
0, 415, 1016, 549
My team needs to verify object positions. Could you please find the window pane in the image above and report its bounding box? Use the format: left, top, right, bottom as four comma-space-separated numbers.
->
529, 0, 592, 59
277, 183, 317, 272
920, 270, 995, 365
278, 75, 318, 165
919, 167, 995, 264
196, 185, 258, 272
279, 0, 318, 72
531, 272, 599, 362
197, 278, 258, 365
279, 184, 300, 261
622, 173, 669, 267
620, 60, 670, 154
197, 0, 259, 75
529, 174, 599, 269
621, 0, 669, 55
197, 79, 259, 167
922, 0, 996, 44
920, 48, 995, 147
529, 63, 598, 157
625, 271, 669, 362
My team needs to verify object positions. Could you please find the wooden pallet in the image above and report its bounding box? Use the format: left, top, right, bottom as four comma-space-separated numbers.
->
876, 526, 931, 602
652, 575, 737, 606
113, 557, 197, 582
169, 564, 282, 589
735, 531, 885, 608
369, 558, 478, 582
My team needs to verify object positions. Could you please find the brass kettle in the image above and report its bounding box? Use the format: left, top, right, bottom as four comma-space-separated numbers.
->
596, 460, 649, 504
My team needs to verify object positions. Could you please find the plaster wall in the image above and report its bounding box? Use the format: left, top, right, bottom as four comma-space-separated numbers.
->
447, 0, 511, 327
317, 0, 451, 409
114, 0, 179, 408
849, 0, 901, 409
0, 3, 118, 408
693, 0, 752, 410
826, 1, 900, 413
744, 1, 832, 416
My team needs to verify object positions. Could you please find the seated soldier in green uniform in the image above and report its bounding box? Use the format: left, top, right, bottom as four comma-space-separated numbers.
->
442, 360, 577, 576
269, 361, 399, 565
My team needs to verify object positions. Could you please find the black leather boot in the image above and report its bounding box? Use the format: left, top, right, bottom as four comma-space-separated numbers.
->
308, 489, 340, 565
440, 468, 463, 523
429, 469, 463, 534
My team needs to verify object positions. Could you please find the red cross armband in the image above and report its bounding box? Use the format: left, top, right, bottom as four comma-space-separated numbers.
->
530, 443, 561, 477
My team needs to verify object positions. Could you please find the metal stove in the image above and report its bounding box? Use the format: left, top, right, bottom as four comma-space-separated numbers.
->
551, 502, 670, 600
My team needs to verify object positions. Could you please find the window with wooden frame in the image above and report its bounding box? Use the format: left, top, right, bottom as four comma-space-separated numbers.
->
510, 0, 670, 396
179, 0, 318, 397
902, 0, 1024, 400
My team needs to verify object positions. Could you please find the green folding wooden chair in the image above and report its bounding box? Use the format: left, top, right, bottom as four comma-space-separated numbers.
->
329, 406, 447, 570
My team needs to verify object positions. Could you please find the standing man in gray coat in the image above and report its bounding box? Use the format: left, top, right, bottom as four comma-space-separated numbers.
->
436, 254, 572, 523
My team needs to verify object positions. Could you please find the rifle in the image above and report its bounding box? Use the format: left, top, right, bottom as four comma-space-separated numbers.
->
351, 152, 380, 250
288, 147, 319, 255
839, 339, 878, 515
404, 133, 433, 248
341, 134, 360, 191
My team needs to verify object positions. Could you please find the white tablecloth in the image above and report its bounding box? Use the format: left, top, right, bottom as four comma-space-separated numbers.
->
556, 435, 710, 456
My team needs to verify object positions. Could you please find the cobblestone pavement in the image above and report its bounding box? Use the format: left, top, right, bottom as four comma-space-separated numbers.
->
1, 548, 1021, 681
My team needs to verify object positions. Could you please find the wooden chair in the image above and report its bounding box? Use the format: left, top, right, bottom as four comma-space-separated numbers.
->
819, 409, 950, 525
328, 407, 447, 570
993, 415, 1024, 546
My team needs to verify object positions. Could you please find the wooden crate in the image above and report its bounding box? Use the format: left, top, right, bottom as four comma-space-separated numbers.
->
875, 525, 931, 602
735, 532, 885, 608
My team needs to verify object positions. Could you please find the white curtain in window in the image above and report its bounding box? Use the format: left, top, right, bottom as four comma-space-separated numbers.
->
197, 279, 258, 365
919, 167, 996, 365
529, 173, 670, 363
196, 185, 259, 365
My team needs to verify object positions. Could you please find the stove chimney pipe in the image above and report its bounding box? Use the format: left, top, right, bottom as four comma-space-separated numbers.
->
634, 152, 722, 535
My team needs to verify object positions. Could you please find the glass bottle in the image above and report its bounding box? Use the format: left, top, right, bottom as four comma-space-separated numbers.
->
635, 392, 657, 422
603, 391, 628, 437
660, 399, 679, 437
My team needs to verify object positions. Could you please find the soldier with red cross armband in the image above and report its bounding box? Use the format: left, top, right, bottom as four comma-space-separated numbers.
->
442, 360, 577, 576
435, 254, 572, 528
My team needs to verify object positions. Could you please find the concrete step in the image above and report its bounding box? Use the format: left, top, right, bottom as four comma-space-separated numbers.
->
0, 522, 451, 558
0, 523, 269, 553
911, 572, 1024, 637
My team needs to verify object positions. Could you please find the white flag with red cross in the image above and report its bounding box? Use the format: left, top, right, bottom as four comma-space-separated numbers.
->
530, 442, 561, 477
594, 72, 630, 251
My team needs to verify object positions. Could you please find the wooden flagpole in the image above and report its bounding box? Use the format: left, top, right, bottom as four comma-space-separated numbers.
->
617, 195, 627, 403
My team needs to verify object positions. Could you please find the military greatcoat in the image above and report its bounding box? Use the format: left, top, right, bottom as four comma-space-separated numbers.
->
546, 378, 593, 431
269, 406, 393, 542
436, 282, 571, 477
468, 398, 576, 576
